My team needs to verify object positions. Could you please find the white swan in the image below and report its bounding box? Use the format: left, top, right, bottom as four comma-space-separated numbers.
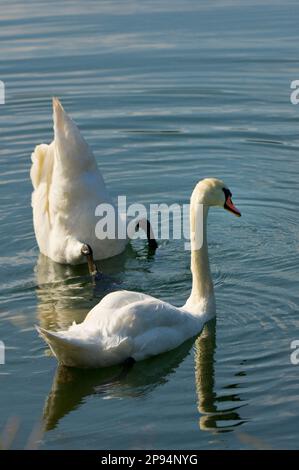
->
37, 178, 241, 368
30, 98, 157, 274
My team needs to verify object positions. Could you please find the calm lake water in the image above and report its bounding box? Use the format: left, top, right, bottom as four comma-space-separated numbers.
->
0, 0, 298, 450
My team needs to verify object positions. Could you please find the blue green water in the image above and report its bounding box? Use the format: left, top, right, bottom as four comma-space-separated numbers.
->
0, 0, 298, 449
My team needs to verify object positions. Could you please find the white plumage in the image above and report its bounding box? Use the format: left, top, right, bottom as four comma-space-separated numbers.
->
38, 291, 203, 368
31, 98, 128, 265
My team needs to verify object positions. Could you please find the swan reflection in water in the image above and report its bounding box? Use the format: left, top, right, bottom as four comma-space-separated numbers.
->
194, 320, 246, 432
41, 318, 246, 433
42, 337, 195, 431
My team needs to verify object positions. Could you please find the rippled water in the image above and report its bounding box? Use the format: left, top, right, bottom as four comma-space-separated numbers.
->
0, 0, 298, 450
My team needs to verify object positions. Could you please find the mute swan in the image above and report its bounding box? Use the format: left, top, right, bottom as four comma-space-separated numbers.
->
37, 178, 241, 368
30, 98, 157, 276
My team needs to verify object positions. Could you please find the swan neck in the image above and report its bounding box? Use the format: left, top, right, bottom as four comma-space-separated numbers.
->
187, 202, 214, 313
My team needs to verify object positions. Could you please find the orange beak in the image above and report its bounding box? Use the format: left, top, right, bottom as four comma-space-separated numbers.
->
224, 196, 241, 217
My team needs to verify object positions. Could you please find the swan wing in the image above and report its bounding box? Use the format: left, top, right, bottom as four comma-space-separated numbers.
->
84, 290, 155, 322
30, 142, 55, 254
83, 292, 200, 361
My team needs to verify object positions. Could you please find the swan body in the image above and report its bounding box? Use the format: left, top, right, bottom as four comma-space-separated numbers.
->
30, 98, 144, 265
37, 178, 241, 368
37, 291, 210, 368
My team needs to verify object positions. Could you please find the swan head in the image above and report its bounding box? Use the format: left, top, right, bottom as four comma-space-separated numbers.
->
193, 178, 241, 217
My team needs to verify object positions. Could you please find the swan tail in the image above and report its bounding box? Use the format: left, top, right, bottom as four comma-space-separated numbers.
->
36, 325, 94, 368
52, 96, 85, 144
52, 97, 96, 170
52, 97, 65, 131
36, 326, 133, 368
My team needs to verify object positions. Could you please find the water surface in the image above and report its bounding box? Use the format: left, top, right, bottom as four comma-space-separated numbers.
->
0, 0, 298, 450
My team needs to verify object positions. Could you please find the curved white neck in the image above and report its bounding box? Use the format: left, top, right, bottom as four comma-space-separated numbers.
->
184, 201, 215, 315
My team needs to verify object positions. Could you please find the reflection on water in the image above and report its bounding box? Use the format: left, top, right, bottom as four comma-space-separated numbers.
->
43, 337, 195, 431
43, 320, 247, 434
35, 253, 117, 330
195, 320, 245, 432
